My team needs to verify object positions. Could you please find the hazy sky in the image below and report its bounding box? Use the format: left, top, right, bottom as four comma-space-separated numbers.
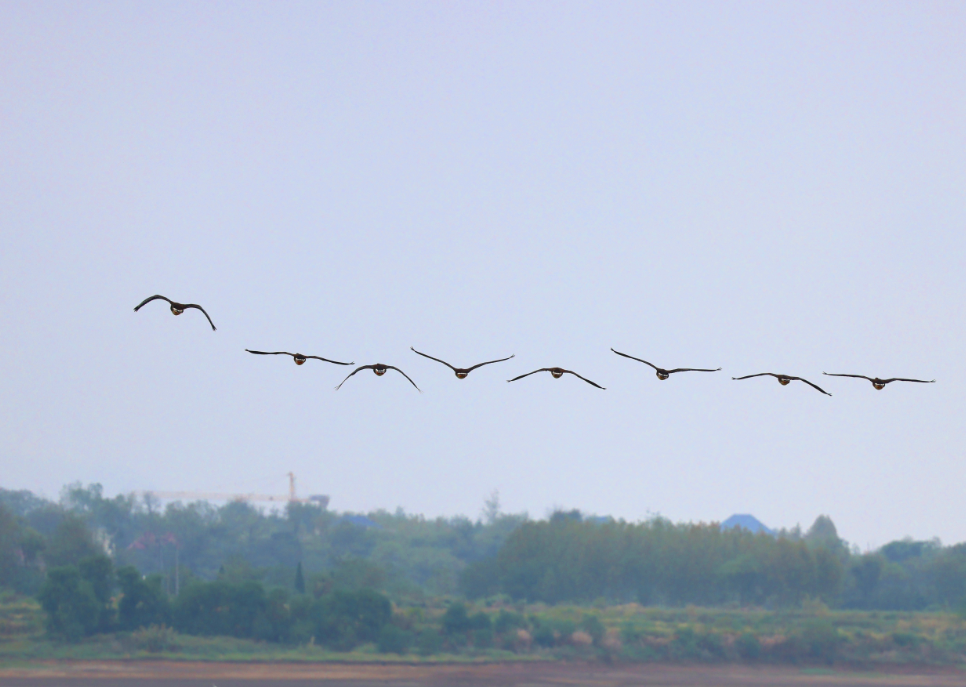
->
2, 2, 964, 548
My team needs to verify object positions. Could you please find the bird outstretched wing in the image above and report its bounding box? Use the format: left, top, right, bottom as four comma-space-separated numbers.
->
411, 347, 457, 371
246, 350, 295, 356
788, 376, 832, 396
732, 373, 774, 381
305, 356, 354, 366
336, 365, 375, 390
562, 369, 606, 389
465, 354, 515, 373
667, 367, 721, 374
336, 365, 420, 391
385, 366, 421, 391
182, 303, 217, 330
507, 368, 551, 382
823, 372, 873, 381
883, 377, 935, 384
133, 295, 173, 311
611, 349, 659, 371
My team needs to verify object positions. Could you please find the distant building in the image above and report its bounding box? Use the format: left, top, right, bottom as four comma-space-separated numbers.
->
721, 514, 774, 535
584, 515, 614, 525
337, 514, 381, 529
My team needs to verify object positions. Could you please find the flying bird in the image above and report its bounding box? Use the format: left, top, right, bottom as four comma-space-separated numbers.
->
133, 295, 216, 331
611, 348, 720, 380
507, 367, 605, 389
336, 364, 420, 391
823, 372, 935, 390
410, 347, 514, 379
245, 350, 353, 366
732, 373, 831, 396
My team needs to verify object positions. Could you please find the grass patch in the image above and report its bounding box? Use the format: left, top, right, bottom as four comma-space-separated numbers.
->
3, 594, 966, 667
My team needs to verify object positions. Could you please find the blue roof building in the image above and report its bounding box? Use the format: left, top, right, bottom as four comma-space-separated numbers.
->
721, 514, 774, 535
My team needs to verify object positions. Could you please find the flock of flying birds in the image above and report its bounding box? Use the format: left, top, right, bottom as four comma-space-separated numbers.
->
134, 294, 937, 396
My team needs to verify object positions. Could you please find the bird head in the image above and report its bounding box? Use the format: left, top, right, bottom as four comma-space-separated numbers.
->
373, 366, 387, 376
293, 354, 306, 365
455, 371, 468, 379
169, 304, 184, 316
550, 368, 565, 378
873, 381, 886, 390
656, 371, 669, 380
778, 377, 791, 386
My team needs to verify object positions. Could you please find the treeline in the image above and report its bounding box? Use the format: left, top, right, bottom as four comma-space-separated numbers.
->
36, 551, 395, 646
32, 549, 557, 656
5, 483, 966, 620
460, 511, 966, 611
0, 483, 521, 599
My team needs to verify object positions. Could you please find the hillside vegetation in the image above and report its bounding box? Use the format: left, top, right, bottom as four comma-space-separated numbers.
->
3, 483, 966, 666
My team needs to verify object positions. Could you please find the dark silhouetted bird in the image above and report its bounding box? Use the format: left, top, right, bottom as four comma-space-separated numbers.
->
410, 347, 514, 379
336, 364, 420, 391
732, 372, 831, 396
507, 367, 605, 389
611, 348, 720, 380
823, 372, 935, 390
245, 350, 353, 366
134, 295, 216, 331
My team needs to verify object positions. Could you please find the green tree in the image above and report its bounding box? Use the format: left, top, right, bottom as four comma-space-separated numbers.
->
37, 566, 100, 640
78, 554, 115, 632
294, 561, 306, 593
45, 515, 102, 568
0, 503, 23, 589
117, 565, 170, 630
442, 602, 471, 635
850, 554, 885, 607
377, 624, 413, 654
173, 579, 267, 637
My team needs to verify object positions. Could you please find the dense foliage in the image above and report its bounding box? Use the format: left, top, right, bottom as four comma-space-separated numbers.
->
462, 513, 966, 612
3, 482, 966, 650
1, 484, 522, 600
461, 514, 846, 605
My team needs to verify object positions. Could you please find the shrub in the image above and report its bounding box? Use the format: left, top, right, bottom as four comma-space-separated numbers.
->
312, 588, 392, 649
129, 624, 180, 653
671, 626, 699, 659
173, 579, 266, 638
619, 622, 644, 645
579, 615, 606, 645
472, 626, 494, 648
494, 609, 526, 635
442, 602, 471, 635
697, 631, 725, 660
377, 624, 413, 654
802, 619, 841, 663
891, 631, 920, 648
417, 629, 443, 656
117, 566, 170, 631
736, 632, 761, 661
37, 565, 100, 641
532, 623, 556, 647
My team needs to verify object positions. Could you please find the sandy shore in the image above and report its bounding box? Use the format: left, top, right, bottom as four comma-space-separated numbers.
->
0, 661, 964, 686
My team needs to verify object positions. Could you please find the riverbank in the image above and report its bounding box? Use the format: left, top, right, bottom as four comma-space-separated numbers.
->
1, 660, 965, 686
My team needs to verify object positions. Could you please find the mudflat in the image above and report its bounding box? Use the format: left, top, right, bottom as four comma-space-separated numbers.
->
0, 661, 964, 687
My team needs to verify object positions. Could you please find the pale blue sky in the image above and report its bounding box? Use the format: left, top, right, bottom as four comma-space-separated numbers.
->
1, 2, 964, 548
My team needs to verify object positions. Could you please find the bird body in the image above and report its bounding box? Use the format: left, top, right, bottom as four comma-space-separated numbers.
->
336, 364, 420, 391
611, 349, 720, 380
134, 295, 216, 331
507, 367, 605, 389
245, 350, 353, 366
410, 347, 514, 379
732, 372, 831, 396
823, 373, 935, 390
